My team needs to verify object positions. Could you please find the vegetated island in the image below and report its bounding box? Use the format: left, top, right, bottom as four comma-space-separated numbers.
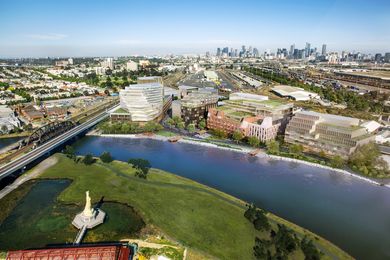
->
0, 153, 352, 260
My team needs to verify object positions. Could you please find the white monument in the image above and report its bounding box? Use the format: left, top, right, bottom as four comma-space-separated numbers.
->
72, 191, 106, 229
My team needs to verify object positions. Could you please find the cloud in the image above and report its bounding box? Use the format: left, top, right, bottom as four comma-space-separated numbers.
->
26, 33, 68, 40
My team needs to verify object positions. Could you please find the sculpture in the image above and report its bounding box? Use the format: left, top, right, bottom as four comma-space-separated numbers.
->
72, 190, 106, 230
82, 191, 95, 218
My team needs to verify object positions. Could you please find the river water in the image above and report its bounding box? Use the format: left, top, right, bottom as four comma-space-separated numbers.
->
70, 136, 390, 259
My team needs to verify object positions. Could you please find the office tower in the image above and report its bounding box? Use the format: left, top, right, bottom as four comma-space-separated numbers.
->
253, 48, 259, 57
216, 48, 221, 57
234, 49, 238, 57
305, 42, 311, 57
322, 44, 327, 56
119, 82, 163, 122
241, 45, 246, 56
248, 46, 253, 56
289, 44, 295, 57
375, 53, 382, 62
385, 53, 390, 63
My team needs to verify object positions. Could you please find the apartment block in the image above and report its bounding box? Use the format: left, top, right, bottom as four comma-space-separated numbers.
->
207, 93, 293, 142
181, 91, 218, 126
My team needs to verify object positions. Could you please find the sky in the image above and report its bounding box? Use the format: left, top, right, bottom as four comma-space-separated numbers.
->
0, 0, 389, 57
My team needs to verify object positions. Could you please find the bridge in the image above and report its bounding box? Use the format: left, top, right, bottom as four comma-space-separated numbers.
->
0, 104, 120, 180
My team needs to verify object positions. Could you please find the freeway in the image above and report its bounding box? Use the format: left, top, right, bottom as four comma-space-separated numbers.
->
0, 104, 120, 180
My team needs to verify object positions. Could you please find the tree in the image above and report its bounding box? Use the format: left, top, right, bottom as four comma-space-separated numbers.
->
266, 140, 280, 154
248, 136, 260, 148
289, 144, 303, 155
273, 224, 298, 255
254, 237, 271, 260
177, 121, 185, 130
186, 123, 196, 133
209, 128, 227, 139
172, 116, 182, 125
244, 203, 258, 222
330, 155, 345, 168
198, 119, 206, 130
166, 118, 175, 128
253, 210, 270, 231
83, 154, 95, 165
63, 145, 76, 160
232, 130, 243, 144
128, 158, 151, 179
349, 142, 389, 177
100, 151, 113, 163
301, 237, 321, 260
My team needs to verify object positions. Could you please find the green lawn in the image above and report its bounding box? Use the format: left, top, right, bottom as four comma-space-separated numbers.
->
3, 153, 350, 259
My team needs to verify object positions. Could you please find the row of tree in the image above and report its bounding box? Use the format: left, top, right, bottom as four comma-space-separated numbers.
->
245, 67, 388, 114
63, 146, 152, 179
99, 121, 163, 134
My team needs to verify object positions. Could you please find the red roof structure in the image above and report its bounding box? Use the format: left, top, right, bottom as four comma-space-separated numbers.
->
6, 244, 132, 260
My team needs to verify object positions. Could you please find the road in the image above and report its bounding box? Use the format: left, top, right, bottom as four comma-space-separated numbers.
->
0, 104, 120, 180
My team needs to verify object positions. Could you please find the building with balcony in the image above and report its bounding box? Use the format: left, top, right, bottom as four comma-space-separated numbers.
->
181, 91, 218, 126
285, 111, 375, 157
207, 93, 293, 142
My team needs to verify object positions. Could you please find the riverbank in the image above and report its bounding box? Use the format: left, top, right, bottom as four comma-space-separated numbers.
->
88, 132, 390, 188
0, 154, 351, 259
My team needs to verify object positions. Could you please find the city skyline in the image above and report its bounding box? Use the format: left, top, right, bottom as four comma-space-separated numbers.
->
0, 0, 389, 57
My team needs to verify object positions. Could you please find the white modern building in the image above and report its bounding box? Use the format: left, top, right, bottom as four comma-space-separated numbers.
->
126, 60, 138, 71
119, 82, 163, 122
271, 85, 320, 101
101, 58, 114, 70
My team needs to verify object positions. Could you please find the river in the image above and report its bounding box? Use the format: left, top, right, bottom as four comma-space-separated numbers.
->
72, 136, 390, 259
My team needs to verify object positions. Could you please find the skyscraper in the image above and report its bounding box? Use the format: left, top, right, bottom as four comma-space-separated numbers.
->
385, 53, 390, 63
322, 44, 327, 56
305, 42, 311, 57
216, 48, 221, 57
289, 44, 295, 57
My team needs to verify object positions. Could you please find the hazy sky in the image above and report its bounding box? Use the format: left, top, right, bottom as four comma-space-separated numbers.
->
0, 0, 389, 57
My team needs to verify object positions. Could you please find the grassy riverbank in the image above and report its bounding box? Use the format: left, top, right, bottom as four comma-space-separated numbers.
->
1, 154, 351, 259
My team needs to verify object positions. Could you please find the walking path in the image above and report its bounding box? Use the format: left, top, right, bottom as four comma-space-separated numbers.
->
0, 156, 58, 200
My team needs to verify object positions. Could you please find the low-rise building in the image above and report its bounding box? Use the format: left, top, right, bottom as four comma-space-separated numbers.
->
271, 85, 320, 101
207, 93, 293, 142
285, 111, 375, 157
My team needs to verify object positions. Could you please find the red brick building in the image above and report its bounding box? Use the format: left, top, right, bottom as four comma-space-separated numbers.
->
6, 244, 133, 260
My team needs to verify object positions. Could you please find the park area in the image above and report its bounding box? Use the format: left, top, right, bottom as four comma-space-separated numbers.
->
0, 153, 350, 259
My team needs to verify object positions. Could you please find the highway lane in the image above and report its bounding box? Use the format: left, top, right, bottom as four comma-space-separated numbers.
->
0, 105, 119, 179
